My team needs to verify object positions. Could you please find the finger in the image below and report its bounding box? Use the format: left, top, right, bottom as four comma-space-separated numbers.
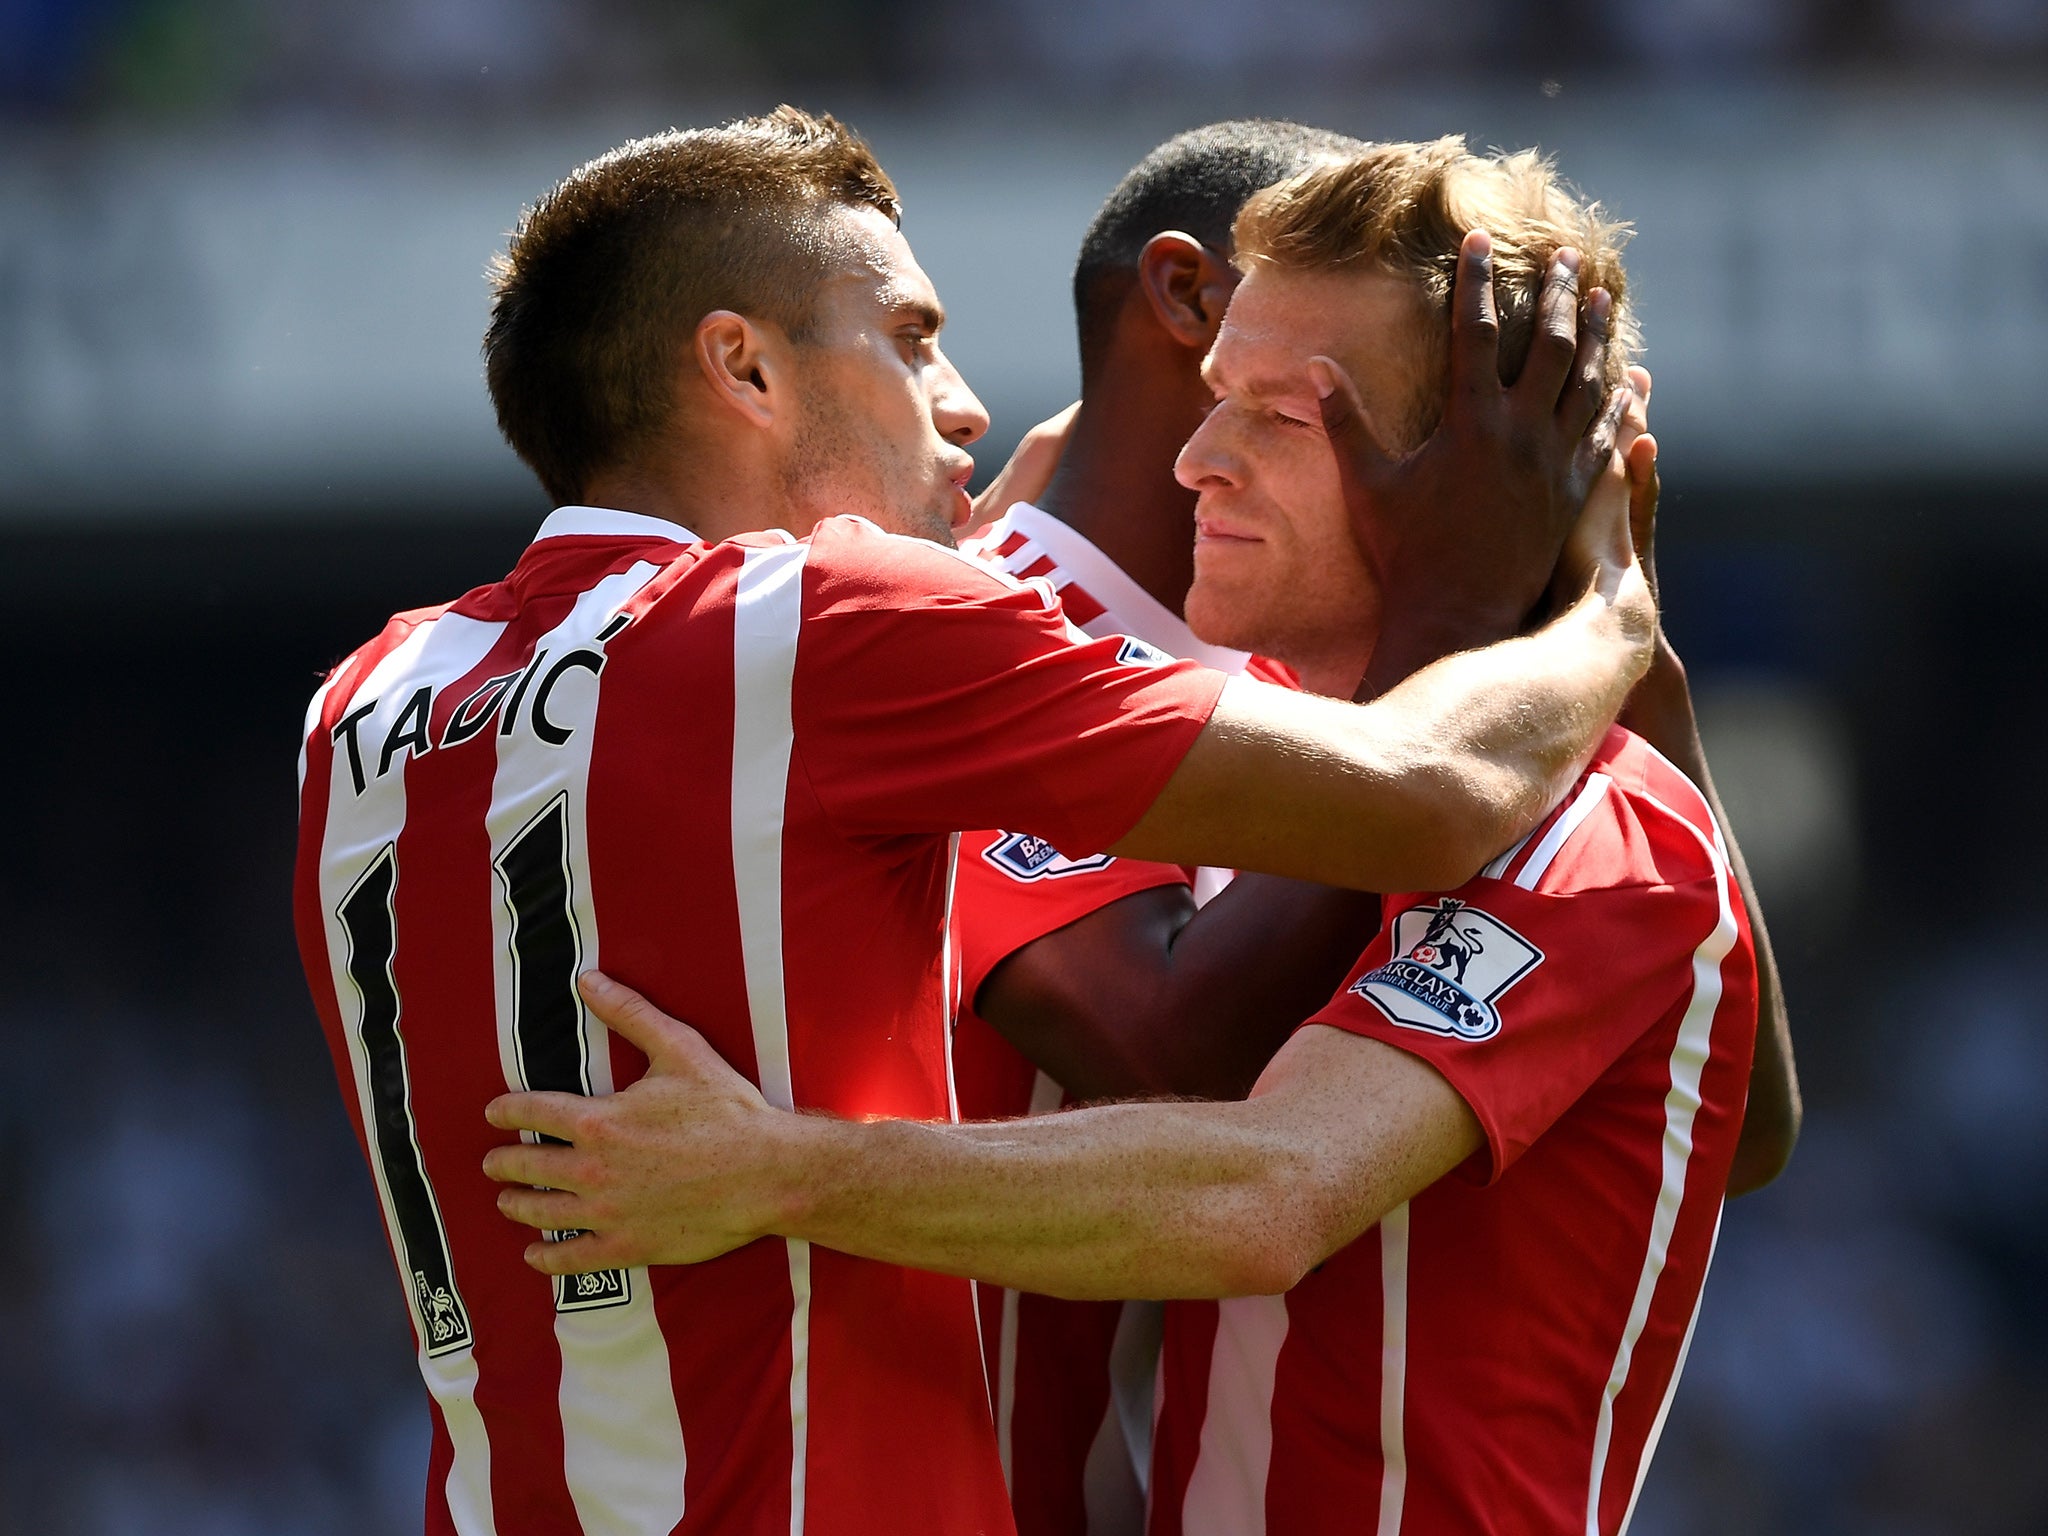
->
485, 1088, 593, 1141
1446, 228, 1502, 404
967, 401, 1077, 528
1625, 433, 1660, 558
524, 1230, 640, 1277
577, 970, 692, 1065
1553, 285, 1612, 439
1567, 383, 1632, 509
1309, 354, 1395, 492
495, 1183, 590, 1232
1513, 247, 1582, 408
1627, 364, 1652, 411
482, 1138, 587, 1189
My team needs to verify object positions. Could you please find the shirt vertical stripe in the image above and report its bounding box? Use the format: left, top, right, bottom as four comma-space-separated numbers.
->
1583, 793, 1738, 1534
319, 613, 505, 1535
1514, 774, 1612, 890
1618, 1209, 1721, 1536
485, 561, 688, 1536
730, 541, 812, 1536
1182, 1293, 1289, 1536
1374, 1203, 1411, 1536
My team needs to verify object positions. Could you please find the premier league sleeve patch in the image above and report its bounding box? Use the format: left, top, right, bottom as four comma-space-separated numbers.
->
981, 831, 1118, 883
1348, 898, 1543, 1042
1114, 635, 1172, 668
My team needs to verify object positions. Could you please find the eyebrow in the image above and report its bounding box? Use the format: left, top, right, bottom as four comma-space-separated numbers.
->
884, 286, 945, 333
1202, 351, 1304, 404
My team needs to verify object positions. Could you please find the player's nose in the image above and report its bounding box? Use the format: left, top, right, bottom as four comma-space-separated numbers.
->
1174, 408, 1238, 491
931, 350, 989, 447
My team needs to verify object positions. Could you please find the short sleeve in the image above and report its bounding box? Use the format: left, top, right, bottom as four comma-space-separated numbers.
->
954, 832, 1192, 1013
1307, 864, 1726, 1183
791, 518, 1227, 853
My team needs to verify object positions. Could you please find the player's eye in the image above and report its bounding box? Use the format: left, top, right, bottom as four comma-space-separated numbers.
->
1269, 407, 1315, 430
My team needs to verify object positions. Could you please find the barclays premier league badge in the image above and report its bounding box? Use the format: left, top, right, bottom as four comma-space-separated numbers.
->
981, 831, 1117, 883
1349, 898, 1543, 1041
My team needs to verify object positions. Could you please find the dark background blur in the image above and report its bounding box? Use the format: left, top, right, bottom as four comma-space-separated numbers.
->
3, 2, 2046, 1532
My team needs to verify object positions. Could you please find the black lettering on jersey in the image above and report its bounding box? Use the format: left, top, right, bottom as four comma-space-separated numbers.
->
331, 699, 378, 797
494, 795, 630, 1312
498, 648, 548, 738
596, 612, 632, 643
335, 847, 474, 1356
378, 685, 434, 779
440, 671, 519, 748
530, 649, 607, 748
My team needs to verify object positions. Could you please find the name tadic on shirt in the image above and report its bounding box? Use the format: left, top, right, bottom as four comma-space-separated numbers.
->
326, 611, 633, 796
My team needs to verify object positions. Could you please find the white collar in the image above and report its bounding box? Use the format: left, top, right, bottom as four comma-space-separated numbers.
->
532, 505, 701, 546
1004, 502, 1255, 675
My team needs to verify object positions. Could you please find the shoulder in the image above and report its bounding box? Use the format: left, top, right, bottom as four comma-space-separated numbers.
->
1476, 727, 1725, 899
310, 603, 452, 713
800, 514, 1061, 617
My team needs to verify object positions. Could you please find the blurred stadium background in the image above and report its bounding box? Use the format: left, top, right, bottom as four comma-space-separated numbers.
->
3, 1, 2045, 1531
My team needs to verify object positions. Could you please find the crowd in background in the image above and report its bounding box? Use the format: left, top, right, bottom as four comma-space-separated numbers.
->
3, 0, 2047, 120
1, 0, 2043, 1532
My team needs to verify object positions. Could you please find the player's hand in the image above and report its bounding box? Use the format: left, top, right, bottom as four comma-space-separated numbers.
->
1543, 364, 1657, 677
965, 401, 1078, 535
1320, 230, 1628, 695
1619, 366, 1661, 610
482, 972, 792, 1274
1602, 366, 1696, 734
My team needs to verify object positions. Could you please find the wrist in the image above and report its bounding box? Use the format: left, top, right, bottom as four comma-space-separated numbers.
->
758, 1108, 838, 1240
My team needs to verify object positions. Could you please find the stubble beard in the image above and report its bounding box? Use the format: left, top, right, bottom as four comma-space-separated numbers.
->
782, 383, 955, 547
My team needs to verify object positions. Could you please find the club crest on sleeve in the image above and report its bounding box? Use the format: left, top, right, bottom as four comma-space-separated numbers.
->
981, 831, 1116, 882
1349, 898, 1543, 1041
1115, 636, 1172, 668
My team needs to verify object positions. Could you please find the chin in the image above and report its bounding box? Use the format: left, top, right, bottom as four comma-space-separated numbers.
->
1184, 579, 1270, 656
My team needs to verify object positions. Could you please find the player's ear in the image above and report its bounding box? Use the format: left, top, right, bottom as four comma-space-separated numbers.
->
692, 310, 784, 431
1137, 231, 1238, 352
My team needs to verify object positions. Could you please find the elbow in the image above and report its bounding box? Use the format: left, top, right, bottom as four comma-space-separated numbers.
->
1397, 789, 1504, 895
1204, 1158, 1348, 1298
1727, 1101, 1803, 1198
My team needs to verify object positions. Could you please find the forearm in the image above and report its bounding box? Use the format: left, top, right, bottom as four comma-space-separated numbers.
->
1622, 646, 1801, 1192
985, 877, 1381, 1103
1112, 570, 1651, 895
772, 1096, 1334, 1301
1359, 578, 1653, 883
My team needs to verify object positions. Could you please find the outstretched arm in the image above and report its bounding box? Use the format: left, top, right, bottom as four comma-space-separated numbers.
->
485, 974, 1481, 1299
1112, 507, 1652, 893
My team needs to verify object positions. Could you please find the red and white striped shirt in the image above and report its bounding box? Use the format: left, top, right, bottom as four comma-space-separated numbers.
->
1149, 727, 1758, 1536
293, 506, 1225, 1536
952, 505, 1295, 1536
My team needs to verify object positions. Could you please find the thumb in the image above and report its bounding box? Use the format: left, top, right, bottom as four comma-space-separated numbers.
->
577, 970, 697, 1068
1625, 434, 1659, 555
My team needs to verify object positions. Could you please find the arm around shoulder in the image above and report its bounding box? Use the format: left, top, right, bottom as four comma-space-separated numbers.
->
1110, 570, 1655, 894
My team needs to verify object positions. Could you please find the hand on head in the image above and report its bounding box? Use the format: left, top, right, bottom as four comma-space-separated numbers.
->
1543, 363, 1658, 660
1316, 229, 1632, 692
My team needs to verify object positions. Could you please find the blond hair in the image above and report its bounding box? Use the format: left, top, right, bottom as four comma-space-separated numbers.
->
1233, 136, 1638, 447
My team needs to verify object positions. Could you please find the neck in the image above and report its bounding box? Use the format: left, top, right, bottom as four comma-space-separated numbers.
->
580, 451, 791, 547
1033, 373, 1206, 620
1289, 641, 1378, 701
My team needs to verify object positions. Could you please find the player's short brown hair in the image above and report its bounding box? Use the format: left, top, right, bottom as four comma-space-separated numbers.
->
1233, 136, 1639, 448
485, 106, 902, 505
